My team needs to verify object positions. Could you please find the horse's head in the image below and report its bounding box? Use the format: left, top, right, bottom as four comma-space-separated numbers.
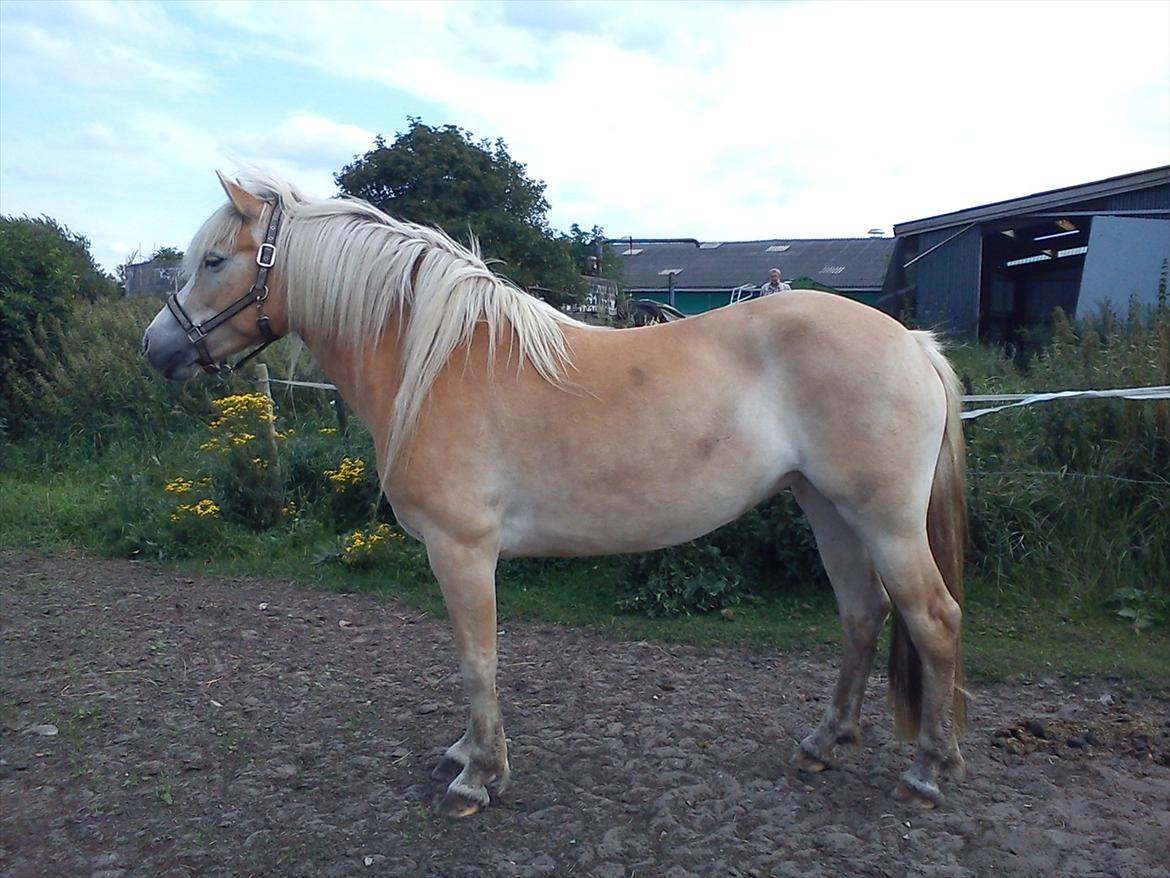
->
142, 172, 287, 379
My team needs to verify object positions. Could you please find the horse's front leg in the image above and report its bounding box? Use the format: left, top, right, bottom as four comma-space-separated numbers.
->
423, 533, 510, 818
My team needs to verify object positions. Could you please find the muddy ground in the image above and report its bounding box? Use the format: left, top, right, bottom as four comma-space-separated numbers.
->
2, 551, 1167, 878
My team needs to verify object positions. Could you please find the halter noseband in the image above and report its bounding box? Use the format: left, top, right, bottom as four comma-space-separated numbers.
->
165, 203, 284, 374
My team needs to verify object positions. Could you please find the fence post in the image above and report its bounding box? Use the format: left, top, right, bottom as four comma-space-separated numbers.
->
255, 363, 273, 403
334, 391, 349, 438
254, 363, 281, 463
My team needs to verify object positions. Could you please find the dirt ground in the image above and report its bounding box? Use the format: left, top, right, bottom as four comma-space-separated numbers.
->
2, 551, 1168, 878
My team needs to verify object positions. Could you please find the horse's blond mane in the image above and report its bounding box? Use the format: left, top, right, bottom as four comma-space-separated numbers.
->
191, 169, 576, 467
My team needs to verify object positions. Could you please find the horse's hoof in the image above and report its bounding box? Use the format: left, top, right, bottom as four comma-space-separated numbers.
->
435, 783, 490, 819
943, 752, 966, 780
431, 756, 465, 782
794, 741, 832, 774
488, 767, 511, 796
834, 729, 863, 753
892, 778, 942, 809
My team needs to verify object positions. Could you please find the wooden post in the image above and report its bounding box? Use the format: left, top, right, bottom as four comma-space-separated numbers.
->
255, 363, 273, 403
255, 363, 280, 453
254, 362, 284, 520
334, 391, 349, 438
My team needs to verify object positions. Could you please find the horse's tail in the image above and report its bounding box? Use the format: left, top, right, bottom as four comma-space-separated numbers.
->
889, 332, 968, 740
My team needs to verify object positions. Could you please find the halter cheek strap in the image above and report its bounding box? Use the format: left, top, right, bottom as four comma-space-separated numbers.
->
165, 203, 284, 374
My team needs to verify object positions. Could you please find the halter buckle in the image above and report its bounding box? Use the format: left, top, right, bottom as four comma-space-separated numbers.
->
256, 242, 277, 268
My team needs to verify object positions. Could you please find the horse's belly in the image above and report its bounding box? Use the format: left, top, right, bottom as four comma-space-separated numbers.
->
498, 456, 795, 558
499, 386, 800, 557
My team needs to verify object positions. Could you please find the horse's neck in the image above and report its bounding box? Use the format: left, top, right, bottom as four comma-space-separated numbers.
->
300, 318, 405, 443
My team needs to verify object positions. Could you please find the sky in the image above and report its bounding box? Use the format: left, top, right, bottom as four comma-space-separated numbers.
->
1, 0, 1168, 275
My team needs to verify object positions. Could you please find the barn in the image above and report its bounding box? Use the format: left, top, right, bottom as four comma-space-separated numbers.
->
610, 237, 898, 315
891, 166, 1170, 341
606, 166, 1169, 338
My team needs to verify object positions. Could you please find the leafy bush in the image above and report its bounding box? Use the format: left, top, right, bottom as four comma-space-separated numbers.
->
616, 493, 826, 617
0, 216, 119, 435
336, 523, 408, 570
281, 426, 387, 528
197, 394, 286, 530
618, 541, 745, 617
100, 469, 230, 561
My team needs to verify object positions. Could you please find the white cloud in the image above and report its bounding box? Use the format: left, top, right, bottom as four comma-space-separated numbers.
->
225, 113, 378, 194
199, 0, 1167, 238
1, 0, 1167, 272
0, 1, 209, 95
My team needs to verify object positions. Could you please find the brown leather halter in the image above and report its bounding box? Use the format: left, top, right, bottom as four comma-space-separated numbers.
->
165, 203, 284, 374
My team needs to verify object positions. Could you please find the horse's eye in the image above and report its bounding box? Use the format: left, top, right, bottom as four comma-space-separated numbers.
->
204, 253, 225, 269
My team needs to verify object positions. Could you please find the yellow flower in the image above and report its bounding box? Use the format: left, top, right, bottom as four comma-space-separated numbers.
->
209, 394, 276, 437
193, 499, 221, 518
340, 524, 404, 566
164, 477, 194, 495
171, 499, 220, 520
324, 457, 366, 491
319, 427, 338, 435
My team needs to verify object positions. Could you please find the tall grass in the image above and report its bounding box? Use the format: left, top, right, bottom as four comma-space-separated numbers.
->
0, 297, 333, 467
959, 302, 1168, 629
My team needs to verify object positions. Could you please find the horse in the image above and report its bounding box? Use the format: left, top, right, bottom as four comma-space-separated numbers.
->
142, 171, 969, 818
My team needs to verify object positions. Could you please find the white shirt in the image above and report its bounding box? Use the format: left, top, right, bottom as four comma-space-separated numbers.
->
759, 280, 792, 296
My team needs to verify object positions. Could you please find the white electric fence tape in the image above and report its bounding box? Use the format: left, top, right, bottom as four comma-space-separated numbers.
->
265, 378, 339, 391
960, 386, 1170, 420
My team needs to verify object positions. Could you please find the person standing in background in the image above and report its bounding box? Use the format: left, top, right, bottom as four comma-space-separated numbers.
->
758, 268, 792, 296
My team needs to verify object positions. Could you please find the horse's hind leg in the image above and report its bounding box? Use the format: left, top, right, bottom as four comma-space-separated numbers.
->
423, 535, 510, 818
865, 531, 964, 806
792, 479, 890, 772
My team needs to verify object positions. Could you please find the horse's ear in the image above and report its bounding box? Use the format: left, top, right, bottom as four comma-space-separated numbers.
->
216, 170, 264, 222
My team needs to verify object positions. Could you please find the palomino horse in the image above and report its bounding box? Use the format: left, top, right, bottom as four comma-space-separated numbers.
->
143, 171, 968, 817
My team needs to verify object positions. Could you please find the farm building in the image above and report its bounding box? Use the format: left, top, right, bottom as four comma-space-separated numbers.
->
609, 166, 1169, 339
124, 253, 183, 298
610, 237, 898, 315
892, 165, 1170, 341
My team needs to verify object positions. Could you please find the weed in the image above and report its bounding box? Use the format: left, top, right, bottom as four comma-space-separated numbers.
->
218, 726, 251, 755
156, 774, 176, 806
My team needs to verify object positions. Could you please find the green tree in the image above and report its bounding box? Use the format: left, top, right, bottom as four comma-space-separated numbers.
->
0, 216, 118, 435
335, 119, 583, 304
563, 223, 622, 283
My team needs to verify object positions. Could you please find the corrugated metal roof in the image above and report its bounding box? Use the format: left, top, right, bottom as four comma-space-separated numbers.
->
894, 166, 1170, 237
613, 238, 896, 292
